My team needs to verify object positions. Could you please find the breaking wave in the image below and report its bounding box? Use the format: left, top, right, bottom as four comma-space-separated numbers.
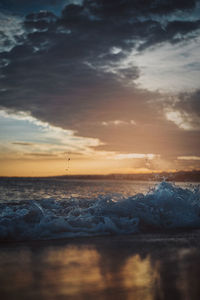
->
0, 181, 200, 241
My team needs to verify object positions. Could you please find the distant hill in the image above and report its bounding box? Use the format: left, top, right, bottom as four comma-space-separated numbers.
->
1, 170, 200, 182
54, 171, 200, 182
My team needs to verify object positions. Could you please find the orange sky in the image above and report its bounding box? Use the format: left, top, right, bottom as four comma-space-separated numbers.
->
0, 110, 199, 176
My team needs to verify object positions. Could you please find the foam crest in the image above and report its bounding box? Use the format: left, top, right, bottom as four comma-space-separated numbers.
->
0, 181, 199, 241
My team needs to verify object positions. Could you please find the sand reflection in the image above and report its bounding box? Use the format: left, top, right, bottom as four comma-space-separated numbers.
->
42, 246, 105, 297
36, 244, 160, 299
1, 235, 200, 300
123, 254, 159, 300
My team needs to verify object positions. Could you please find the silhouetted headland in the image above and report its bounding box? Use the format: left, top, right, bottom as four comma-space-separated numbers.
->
1, 170, 200, 181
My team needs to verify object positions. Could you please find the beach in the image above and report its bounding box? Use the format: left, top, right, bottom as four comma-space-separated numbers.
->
1, 231, 200, 299
0, 179, 200, 299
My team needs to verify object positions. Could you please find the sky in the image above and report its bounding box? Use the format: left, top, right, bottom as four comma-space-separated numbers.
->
0, 0, 200, 176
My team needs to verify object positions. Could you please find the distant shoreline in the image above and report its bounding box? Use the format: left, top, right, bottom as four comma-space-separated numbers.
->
1, 170, 200, 182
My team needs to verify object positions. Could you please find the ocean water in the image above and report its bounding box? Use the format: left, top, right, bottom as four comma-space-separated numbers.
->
1, 233, 200, 300
1, 179, 200, 300
0, 178, 199, 241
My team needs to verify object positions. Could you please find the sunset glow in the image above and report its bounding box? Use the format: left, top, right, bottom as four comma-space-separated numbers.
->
0, 0, 200, 176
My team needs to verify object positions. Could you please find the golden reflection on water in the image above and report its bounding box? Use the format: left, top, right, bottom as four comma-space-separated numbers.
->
1, 242, 200, 300
40, 245, 160, 299
123, 254, 160, 300
43, 246, 105, 297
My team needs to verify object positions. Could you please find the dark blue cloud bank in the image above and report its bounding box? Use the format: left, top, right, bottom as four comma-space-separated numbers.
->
0, 0, 200, 158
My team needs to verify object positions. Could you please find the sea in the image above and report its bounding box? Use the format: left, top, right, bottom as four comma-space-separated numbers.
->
0, 178, 199, 241
0, 178, 200, 299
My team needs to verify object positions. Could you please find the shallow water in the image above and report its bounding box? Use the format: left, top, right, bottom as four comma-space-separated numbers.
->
1, 232, 200, 300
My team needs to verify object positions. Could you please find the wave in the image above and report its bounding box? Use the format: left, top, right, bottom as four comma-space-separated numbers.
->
0, 181, 200, 241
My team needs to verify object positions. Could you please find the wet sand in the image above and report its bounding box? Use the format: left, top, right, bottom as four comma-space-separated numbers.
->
1, 231, 200, 300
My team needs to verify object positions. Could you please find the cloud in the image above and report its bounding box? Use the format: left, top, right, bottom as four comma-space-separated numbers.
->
114, 153, 157, 160
164, 89, 200, 131
1, 1, 200, 124
0, 12, 26, 53
0, 0, 200, 164
176, 89, 200, 117
178, 156, 200, 160
0, 1, 80, 16
83, 0, 198, 18
23, 152, 58, 157
127, 33, 200, 92
0, 110, 102, 159
12, 142, 34, 146
165, 110, 195, 130
101, 120, 136, 126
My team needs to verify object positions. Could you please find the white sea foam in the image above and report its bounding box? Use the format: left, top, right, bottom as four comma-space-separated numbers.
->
0, 182, 200, 241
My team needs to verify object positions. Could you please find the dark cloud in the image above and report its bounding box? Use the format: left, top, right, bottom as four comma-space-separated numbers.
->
177, 90, 200, 116
0, 0, 200, 157
83, 0, 198, 18
0, 0, 69, 15
24, 153, 58, 157
12, 142, 34, 146
138, 20, 200, 50
165, 90, 200, 132
1, 0, 199, 16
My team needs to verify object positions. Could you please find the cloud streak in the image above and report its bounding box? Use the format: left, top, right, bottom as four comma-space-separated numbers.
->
0, 110, 102, 160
